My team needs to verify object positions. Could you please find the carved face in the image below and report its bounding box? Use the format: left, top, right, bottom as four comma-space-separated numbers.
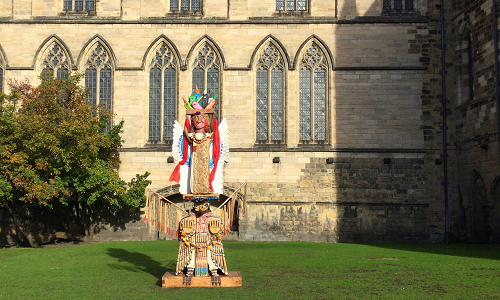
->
192, 113, 209, 133
193, 201, 210, 216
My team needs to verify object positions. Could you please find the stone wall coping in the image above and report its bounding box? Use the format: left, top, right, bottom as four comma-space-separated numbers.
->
0, 16, 429, 25
121, 147, 427, 153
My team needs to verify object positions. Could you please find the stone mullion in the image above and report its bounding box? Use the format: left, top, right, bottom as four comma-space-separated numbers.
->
310, 67, 315, 141
160, 65, 165, 141
267, 67, 272, 143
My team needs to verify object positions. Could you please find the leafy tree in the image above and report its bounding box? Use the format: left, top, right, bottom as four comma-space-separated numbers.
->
0, 74, 151, 247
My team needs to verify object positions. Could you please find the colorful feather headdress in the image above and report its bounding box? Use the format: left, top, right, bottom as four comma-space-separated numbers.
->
183, 86, 217, 115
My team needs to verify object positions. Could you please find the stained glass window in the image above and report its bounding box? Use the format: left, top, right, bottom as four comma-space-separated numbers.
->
148, 43, 177, 143
181, 0, 189, 11
255, 43, 284, 143
299, 43, 328, 143
84, 43, 113, 131
41, 43, 70, 80
192, 44, 221, 119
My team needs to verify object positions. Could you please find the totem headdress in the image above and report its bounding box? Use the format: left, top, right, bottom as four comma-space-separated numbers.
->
183, 86, 217, 116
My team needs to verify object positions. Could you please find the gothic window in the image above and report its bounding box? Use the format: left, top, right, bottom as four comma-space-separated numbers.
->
382, 0, 414, 14
63, 0, 95, 11
192, 44, 221, 119
170, 0, 201, 11
256, 44, 285, 143
148, 43, 177, 143
276, 0, 307, 11
84, 43, 113, 129
41, 43, 70, 80
456, 36, 473, 105
299, 43, 328, 143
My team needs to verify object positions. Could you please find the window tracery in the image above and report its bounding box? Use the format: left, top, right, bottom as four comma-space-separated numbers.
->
148, 43, 177, 143
192, 44, 221, 119
256, 43, 285, 143
41, 43, 70, 79
299, 43, 328, 143
84, 43, 113, 130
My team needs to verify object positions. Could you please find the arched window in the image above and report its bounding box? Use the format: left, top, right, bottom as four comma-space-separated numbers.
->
299, 43, 328, 143
192, 43, 221, 119
83, 42, 113, 130
255, 43, 285, 143
40, 43, 70, 79
456, 35, 473, 105
148, 43, 177, 143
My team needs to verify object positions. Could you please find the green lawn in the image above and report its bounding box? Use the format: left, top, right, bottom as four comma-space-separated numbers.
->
1, 241, 499, 300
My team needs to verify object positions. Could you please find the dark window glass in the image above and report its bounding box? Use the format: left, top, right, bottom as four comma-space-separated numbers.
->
170, 0, 178, 11
276, 0, 284, 10
85, 0, 95, 11
192, 0, 200, 11
299, 68, 311, 141
270, 68, 283, 141
164, 66, 176, 142
63, 0, 72, 11
149, 66, 161, 142
256, 67, 268, 141
75, 0, 83, 11
57, 67, 69, 79
85, 67, 97, 106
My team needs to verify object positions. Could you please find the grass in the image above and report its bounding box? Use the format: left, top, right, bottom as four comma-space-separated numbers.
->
1, 241, 500, 300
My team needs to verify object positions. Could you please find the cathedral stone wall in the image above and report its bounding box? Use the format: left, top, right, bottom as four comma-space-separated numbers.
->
0, 0, 473, 244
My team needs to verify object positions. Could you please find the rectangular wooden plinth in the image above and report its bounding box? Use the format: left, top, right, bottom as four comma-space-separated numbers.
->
162, 271, 242, 288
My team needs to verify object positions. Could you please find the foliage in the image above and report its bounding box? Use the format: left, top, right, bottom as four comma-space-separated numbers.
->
0, 74, 150, 247
1, 241, 500, 299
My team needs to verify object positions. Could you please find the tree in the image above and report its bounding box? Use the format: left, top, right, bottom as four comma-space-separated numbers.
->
0, 74, 151, 247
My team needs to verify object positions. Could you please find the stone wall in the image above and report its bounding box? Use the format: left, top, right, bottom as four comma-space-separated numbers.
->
238, 153, 429, 243
0, 0, 465, 244
447, 0, 500, 242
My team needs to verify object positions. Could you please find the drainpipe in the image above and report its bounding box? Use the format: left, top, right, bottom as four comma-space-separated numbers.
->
439, 0, 450, 243
494, 0, 500, 165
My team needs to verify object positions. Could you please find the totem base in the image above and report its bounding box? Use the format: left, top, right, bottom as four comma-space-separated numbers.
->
162, 271, 242, 288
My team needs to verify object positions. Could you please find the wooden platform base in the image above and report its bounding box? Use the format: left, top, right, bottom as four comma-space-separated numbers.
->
162, 271, 242, 288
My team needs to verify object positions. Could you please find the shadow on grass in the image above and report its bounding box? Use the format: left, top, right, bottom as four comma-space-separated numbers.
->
106, 248, 177, 286
363, 243, 500, 260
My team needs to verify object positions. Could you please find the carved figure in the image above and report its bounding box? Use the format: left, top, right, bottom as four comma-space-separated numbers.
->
169, 89, 233, 278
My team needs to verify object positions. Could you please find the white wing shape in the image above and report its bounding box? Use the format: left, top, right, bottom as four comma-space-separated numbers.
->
211, 118, 229, 194
171, 120, 184, 163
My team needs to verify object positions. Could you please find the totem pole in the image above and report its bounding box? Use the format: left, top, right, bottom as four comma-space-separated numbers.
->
156, 88, 245, 287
